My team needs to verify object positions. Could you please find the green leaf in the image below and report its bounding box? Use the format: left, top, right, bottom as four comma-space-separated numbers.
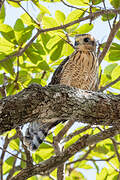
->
15, 25, 34, 45
7, 0, 20, 7
55, 10, 65, 24
0, 5, 5, 23
0, 37, 15, 54
61, 41, 74, 56
32, 153, 43, 164
0, 24, 17, 44
75, 23, 93, 34
46, 35, 61, 49
32, 0, 50, 14
21, 152, 26, 168
14, 18, 24, 31
116, 30, 120, 40
92, 0, 102, 5
66, 0, 89, 6
111, 66, 120, 89
109, 50, 120, 61
54, 123, 64, 136
42, 16, 58, 28
25, 46, 42, 64
28, 176, 38, 180
33, 143, 54, 161
3, 156, 15, 175
110, 0, 120, 8
50, 40, 64, 61
102, 13, 115, 21
18, 70, 31, 85
9, 138, 20, 151
0, 56, 15, 75
7, 129, 16, 138
104, 63, 118, 79
96, 167, 108, 180
64, 9, 84, 24
21, 13, 36, 26
65, 135, 80, 149
38, 60, 50, 70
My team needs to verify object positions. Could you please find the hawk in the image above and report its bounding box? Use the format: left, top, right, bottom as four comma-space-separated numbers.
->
24, 34, 99, 150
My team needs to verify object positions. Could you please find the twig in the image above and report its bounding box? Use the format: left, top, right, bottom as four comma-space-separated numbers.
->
54, 119, 75, 142
0, 135, 9, 180
61, 0, 88, 13
17, 1, 40, 26
0, 8, 120, 64
41, 71, 46, 80
85, 155, 115, 162
100, 76, 120, 92
63, 125, 91, 142
14, 57, 20, 83
0, 146, 27, 163
0, 0, 5, 13
99, 19, 120, 64
6, 152, 19, 180
111, 138, 120, 163
16, 127, 33, 167
67, 144, 96, 165
102, 0, 111, 29
58, 34, 75, 49
98, 69, 102, 88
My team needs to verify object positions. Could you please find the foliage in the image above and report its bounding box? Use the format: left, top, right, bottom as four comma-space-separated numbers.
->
0, 0, 120, 179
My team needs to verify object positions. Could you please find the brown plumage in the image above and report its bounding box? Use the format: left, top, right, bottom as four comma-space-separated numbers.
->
50, 34, 98, 91
24, 34, 99, 150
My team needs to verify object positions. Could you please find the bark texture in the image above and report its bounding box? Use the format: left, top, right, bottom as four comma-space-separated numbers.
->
0, 83, 120, 135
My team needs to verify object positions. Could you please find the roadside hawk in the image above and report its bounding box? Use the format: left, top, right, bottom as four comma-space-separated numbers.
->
24, 34, 99, 150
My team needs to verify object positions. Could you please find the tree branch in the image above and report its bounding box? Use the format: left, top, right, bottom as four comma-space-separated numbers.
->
98, 19, 120, 64
10, 126, 120, 180
0, 8, 120, 63
0, 84, 120, 135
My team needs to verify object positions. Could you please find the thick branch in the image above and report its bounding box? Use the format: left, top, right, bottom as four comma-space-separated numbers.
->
0, 84, 120, 135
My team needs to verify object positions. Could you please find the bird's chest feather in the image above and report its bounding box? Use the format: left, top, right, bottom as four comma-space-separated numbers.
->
60, 51, 98, 90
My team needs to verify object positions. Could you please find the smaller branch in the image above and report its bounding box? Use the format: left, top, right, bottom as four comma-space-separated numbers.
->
61, 0, 88, 13
67, 144, 96, 165
0, 146, 27, 163
16, 127, 33, 167
6, 152, 19, 180
54, 119, 75, 142
14, 57, 20, 83
41, 71, 46, 80
17, 1, 40, 26
0, 135, 9, 180
100, 76, 120, 92
0, 0, 5, 12
63, 125, 91, 142
99, 19, 120, 64
102, 0, 111, 29
111, 138, 120, 163
98, 69, 102, 88
85, 155, 115, 162
58, 35, 75, 49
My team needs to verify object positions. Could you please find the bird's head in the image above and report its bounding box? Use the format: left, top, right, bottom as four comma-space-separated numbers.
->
74, 34, 96, 51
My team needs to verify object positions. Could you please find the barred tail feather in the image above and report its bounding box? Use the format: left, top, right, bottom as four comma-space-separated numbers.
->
24, 121, 48, 151
24, 120, 67, 151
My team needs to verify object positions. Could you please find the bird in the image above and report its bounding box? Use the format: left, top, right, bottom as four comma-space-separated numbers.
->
24, 34, 99, 150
